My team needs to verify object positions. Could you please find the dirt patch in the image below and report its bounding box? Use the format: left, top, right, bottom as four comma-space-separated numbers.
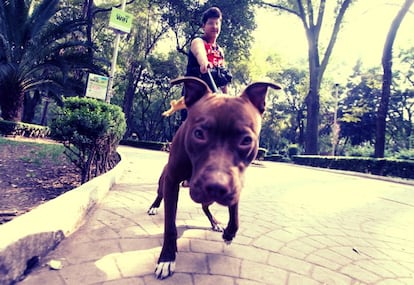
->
0, 137, 117, 224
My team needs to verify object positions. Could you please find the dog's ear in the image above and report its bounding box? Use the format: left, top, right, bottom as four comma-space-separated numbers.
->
171, 77, 211, 108
241, 82, 282, 114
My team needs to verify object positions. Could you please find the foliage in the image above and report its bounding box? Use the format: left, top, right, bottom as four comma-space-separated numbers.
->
0, 0, 102, 122
374, 0, 414, 158
0, 119, 50, 137
260, 66, 307, 152
339, 63, 381, 146
49, 97, 126, 183
261, 0, 355, 154
292, 155, 414, 179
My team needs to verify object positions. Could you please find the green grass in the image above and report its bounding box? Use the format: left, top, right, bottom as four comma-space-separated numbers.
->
0, 137, 68, 166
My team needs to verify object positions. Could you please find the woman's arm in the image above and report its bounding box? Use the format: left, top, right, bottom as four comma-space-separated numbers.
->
190, 38, 211, 74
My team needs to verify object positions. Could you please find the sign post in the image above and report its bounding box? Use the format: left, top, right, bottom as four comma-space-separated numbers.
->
85, 73, 109, 101
105, 1, 133, 103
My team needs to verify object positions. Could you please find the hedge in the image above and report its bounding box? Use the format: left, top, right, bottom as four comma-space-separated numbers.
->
0, 120, 50, 138
292, 155, 414, 179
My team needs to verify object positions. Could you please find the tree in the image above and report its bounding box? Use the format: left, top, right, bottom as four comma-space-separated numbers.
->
261, 0, 354, 154
0, 0, 99, 122
340, 63, 381, 146
374, 0, 414, 158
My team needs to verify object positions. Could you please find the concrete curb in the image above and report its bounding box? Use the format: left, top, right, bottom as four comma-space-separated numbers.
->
0, 151, 126, 284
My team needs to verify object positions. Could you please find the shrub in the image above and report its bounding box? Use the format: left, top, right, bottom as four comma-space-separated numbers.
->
394, 149, 414, 161
287, 144, 300, 157
0, 120, 50, 138
291, 155, 414, 179
50, 97, 126, 183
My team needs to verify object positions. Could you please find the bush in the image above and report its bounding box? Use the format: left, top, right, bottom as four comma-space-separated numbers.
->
0, 120, 50, 138
120, 139, 168, 151
264, 154, 284, 162
50, 97, 126, 183
287, 144, 300, 157
291, 155, 414, 179
256, 148, 268, 160
394, 149, 414, 161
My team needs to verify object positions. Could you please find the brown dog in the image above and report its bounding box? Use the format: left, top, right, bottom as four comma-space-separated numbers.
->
150, 77, 281, 279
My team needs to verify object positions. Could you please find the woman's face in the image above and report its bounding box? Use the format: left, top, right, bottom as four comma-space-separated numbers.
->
203, 17, 221, 40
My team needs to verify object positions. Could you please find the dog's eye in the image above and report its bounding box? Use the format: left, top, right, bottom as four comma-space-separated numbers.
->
240, 136, 252, 146
194, 129, 205, 140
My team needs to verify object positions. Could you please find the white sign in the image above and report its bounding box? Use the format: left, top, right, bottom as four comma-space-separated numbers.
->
85, 73, 109, 100
109, 8, 133, 33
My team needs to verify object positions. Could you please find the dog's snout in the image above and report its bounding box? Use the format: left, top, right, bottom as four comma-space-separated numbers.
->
206, 183, 228, 198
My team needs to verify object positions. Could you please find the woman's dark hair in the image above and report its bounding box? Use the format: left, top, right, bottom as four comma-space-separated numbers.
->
202, 7, 222, 24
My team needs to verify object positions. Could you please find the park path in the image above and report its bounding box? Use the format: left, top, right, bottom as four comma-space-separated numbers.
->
20, 146, 414, 284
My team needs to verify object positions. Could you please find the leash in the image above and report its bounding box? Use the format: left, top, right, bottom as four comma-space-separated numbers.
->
207, 69, 219, 93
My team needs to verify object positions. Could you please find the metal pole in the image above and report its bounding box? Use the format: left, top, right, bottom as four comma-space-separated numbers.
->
331, 83, 339, 156
105, 0, 127, 103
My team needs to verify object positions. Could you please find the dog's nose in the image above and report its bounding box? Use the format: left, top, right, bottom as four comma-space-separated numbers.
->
206, 183, 228, 198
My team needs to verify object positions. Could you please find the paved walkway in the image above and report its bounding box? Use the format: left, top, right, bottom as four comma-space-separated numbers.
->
20, 146, 414, 284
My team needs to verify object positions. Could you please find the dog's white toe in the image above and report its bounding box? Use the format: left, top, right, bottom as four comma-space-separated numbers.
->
147, 207, 158, 215
155, 261, 175, 279
212, 223, 224, 232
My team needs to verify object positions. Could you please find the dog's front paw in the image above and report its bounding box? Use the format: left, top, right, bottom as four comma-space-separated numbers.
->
155, 261, 176, 279
147, 207, 158, 215
222, 229, 236, 244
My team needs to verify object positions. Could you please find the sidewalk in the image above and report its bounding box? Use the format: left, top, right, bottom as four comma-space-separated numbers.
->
18, 146, 414, 284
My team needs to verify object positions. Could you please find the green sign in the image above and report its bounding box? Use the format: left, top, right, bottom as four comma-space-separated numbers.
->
85, 73, 109, 101
109, 7, 133, 33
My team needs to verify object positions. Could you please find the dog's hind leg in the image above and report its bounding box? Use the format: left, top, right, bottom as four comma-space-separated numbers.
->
202, 203, 224, 232
147, 195, 162, 215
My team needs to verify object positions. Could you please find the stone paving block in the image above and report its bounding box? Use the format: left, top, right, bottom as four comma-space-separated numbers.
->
117, 225, 151, 238
375, 279, 409, 285
288, 272, 320, 285
265, 228, 307, 243
193, 274, 235, 285
208, 254, 241, 277
232, 234, 253, 245
267, 252, 312, 276
311, 265, 354, 285
177, 237, 191, 252
359, 259, 400, 279
374, 260, 414, 277
182, 228, 207, 240
190, 239, 224, 254
59, 261, 116, 284
118, 237, 161, 253
19, 269, 65, 285
305, 253, 341, 270
240, 259, 288, 284
330, 246, 366, 261
102, 277, 145, 285
235, 279, 266, 285
252, 235, 284, 252
59, 239, 121, 264
144, 273, 194, 285
108, 248, 157, 278
340, 263, 382, 284
95, 253, 123, 279
278, 245, 307, 260
175, 252, 209, 275
85, 225, 121, 240
314, 248, 353, 266
223, 243, 269, 264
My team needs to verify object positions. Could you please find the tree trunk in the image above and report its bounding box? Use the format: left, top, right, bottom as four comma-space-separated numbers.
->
0, 89, 24, 122
22, 90, 41, 123
122, 62, 143, 138
375, 0, 414, 158
304, 29, 321, 155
